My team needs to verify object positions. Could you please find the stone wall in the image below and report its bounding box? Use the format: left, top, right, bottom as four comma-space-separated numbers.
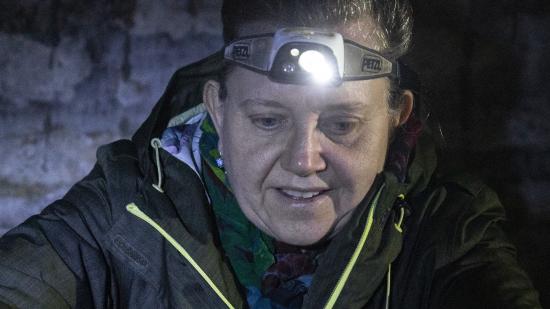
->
0, 0, 223, 235
1, 0, 549, 304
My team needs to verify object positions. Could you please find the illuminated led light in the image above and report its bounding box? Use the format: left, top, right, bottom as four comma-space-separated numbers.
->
282, 63, 296, 73
290, 48, 300, 57
298, 50, 323, 72
298, 50, 333, 83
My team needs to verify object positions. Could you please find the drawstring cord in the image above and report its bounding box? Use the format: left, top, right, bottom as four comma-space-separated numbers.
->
151, 138, 164, 193
385, 194, 406, 309
394, 195, 406, 233
385, 263, 393, 309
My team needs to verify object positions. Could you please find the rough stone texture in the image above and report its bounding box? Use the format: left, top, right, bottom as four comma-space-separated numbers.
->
0, 34, 92, 105
0, 0, 223, 235
0, 0, 549, 305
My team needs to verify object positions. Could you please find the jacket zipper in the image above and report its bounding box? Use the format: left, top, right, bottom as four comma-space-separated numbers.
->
323, 183, 385, 309
126, 203, 235, 309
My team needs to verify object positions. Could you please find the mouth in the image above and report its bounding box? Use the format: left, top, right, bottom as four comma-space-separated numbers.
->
277, 188, 330, 202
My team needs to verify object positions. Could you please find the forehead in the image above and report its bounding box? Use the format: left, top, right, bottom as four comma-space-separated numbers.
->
225, 67, 389, 108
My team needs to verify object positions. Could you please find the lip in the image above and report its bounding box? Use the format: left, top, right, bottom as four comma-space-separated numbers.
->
276, 187, 331, 205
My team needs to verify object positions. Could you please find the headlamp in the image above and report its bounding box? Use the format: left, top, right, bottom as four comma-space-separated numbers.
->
224, 28, 399, 86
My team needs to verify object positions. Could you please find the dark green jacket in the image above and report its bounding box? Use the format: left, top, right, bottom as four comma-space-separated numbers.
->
0, 52, 542, 308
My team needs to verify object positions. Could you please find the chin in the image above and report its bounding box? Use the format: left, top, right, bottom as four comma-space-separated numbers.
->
272, 224, 333, 246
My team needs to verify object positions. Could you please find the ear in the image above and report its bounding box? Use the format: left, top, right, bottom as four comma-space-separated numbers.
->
394, 89, 414, 127
203, 79, 225, 153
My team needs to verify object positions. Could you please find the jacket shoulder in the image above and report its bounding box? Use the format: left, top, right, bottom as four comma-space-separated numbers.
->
411, 172, 507, 267
65, 139, 144, 222
421, 174, 543, 308
0, 139, 144, 308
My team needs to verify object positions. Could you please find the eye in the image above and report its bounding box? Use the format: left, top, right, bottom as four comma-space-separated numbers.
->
322, 119, 359, 135
250, 115, 285, 131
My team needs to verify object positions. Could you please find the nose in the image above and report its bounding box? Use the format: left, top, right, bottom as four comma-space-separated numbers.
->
281, 125, 327, 177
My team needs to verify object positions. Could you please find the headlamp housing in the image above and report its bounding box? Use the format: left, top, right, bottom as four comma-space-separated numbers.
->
224, 28, 399, 86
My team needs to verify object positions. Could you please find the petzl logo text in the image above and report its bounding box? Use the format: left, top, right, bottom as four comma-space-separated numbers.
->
362, 56, 382, 73
233, 44, 250, 60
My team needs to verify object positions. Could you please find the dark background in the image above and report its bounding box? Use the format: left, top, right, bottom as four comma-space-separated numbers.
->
0, 0, 548, 305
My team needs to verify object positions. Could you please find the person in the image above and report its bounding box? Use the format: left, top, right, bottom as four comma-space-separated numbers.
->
0, 0, 542, 308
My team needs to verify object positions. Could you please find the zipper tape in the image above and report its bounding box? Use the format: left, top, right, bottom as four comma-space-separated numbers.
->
324, 184, 385, 309
126, 203, 235, 309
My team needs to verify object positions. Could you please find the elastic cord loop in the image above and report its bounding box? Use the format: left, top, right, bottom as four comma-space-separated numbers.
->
151, 138, 164, 193
394, 207, 405, 233
394, 194, 406, 233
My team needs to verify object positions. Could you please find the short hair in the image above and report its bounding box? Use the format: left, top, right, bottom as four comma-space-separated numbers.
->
222, 0, 413, 59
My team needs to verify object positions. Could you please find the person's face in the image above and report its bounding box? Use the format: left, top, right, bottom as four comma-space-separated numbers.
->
205, 23, 412, 246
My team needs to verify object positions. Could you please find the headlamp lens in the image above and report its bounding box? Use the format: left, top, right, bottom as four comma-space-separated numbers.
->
298, 50, 333, 83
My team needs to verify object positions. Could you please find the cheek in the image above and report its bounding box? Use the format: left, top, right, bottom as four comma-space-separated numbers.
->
220, 114, 279, 192
331, 119, 391, 200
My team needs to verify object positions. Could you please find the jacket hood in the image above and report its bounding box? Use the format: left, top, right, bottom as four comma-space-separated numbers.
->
131, 51, 225, 183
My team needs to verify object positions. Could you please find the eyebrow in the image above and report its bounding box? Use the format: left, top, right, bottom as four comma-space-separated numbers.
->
325, 101, 369, 112
238, 99, 284, 109
239, 98, 369, 112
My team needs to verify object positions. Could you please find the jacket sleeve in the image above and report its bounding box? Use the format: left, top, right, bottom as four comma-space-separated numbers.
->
0, 164, 112, 308
428, 184, 543, 309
